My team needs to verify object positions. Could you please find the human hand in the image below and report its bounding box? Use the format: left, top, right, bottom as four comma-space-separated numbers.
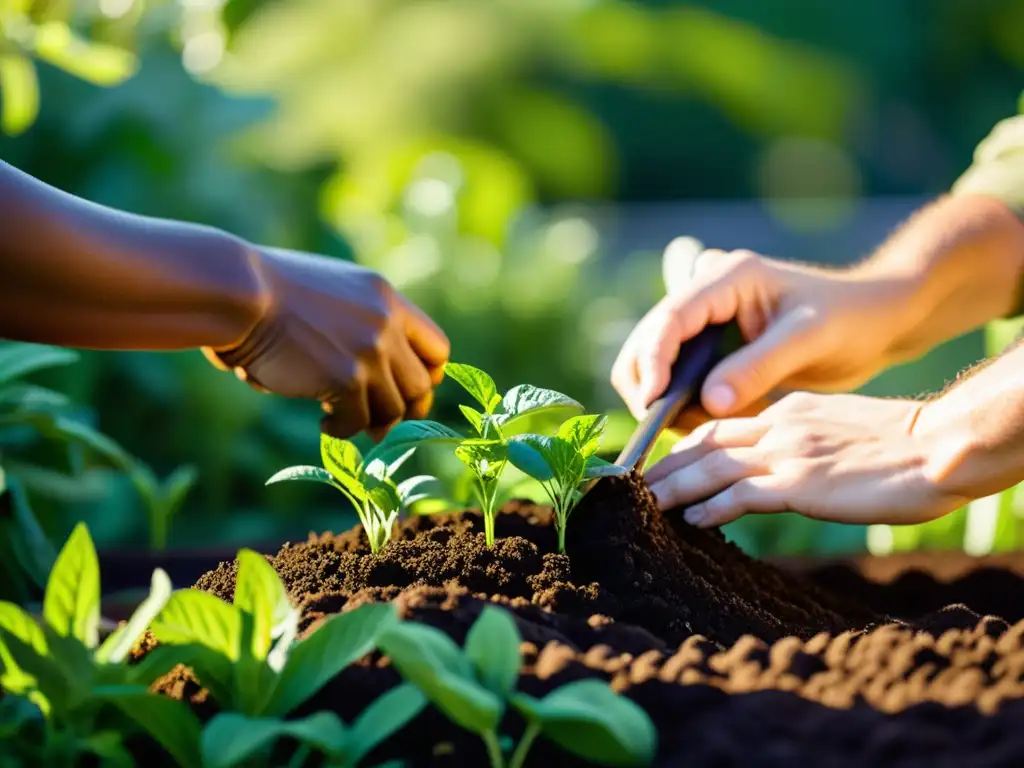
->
644, 392, 970, 528
202, 246, 450, 440
611, 239, 918, 431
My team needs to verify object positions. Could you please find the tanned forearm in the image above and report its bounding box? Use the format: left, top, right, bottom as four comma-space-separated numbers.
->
847, 193, 1024, 364
916, 338, 1024, 502
0, 159, 263, 350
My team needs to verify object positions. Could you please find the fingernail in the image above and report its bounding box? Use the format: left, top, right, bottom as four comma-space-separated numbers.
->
684, 506, 706, 525
704, 384, 735, 413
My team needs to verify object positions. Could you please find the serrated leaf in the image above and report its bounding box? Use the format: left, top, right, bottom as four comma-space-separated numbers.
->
264, 465, 336, 487
377, 621, 501, 734
464, 606, 521, 698
444, 363, 499, 412
0, 343, 77, 386
95, 568, 173, 664
506, 437, 555, 482
499, 385, 583, 420
0, 54, 39, 136
321, 434, 362, 480
558, 414, 607, 457
43, 522, 100, 648
583, 455, 629, 480
151, 589, 240, 662
265, 602, 397, 717
346, 683, 427, 764
511, 680, 656, 766
97, 685, 203, 768
233, 550, 293, 661
32, 22, 137, 86
202, 711, 349, 768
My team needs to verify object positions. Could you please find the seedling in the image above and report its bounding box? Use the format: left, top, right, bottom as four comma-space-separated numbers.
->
506, 414, 628, 552
378, 604, 656, 768
266, 433, 438, 553
0, 522, 202, 767
365, 362, 584, 546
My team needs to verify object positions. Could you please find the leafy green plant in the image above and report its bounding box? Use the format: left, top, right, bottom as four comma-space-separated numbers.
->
266, 433, 437, 553
378, 605, 657, 767
506, 415, 627, 552
0, 522, 202, 767
366, 362, 584, 546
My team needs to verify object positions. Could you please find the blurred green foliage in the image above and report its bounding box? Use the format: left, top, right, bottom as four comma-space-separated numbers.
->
1, 0, 1023, 559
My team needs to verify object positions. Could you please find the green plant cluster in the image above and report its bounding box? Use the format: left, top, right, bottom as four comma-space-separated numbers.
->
0, 523, 657, 767
268, 362, 627, 554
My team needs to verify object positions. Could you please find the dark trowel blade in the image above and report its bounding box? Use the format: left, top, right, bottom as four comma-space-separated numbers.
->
583, 323, 728, 496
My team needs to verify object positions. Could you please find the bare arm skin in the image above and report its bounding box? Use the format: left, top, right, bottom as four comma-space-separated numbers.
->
0, 159, 450, 438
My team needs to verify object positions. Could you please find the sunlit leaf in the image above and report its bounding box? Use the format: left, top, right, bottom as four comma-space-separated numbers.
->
583, 455, 628, 480
364, 421, 463, 465
464, 606, 521, 698
32, 22, 138, 87
346, 683, 427, 765
233, 550, 293, 661
0, 55, 38, 136
151, 589, 240, 662
43, 522, 100, 648
265, 465, 336, 487
444, 363, 499, 412
96, 568, 173, 664
203, 711, 348, 768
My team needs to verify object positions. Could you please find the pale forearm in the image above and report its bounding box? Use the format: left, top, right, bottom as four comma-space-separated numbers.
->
0, 160, 263, 351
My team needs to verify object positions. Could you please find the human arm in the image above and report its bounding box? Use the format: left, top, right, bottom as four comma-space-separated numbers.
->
0, 159, 450, 438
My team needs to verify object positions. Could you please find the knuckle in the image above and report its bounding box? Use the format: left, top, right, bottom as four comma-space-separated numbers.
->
701, 450, 734, 483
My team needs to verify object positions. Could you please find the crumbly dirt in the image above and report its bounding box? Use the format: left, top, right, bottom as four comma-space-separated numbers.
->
138, 473, 1024, 767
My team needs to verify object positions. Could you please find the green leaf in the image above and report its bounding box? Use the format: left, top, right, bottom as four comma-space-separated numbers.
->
377, 621, 502, 734
396, 475, 439, 506
321, 434, 362, 479
0, 54, 39, 136
464, 606, 521, 698
511, 680, 657, 766
0, 341, 78, 386
12, 412, 134, 470
363, 446, 416, 483
129, 644, 234, 705
96, 685, 203, 768
506, 437, 555, 482
366, 420, 464, 466
0, 473, 58, 591
499, 385, 583, 421
454, 439, 507, 481
266, 602, 398, 717
32, 22, 138, 86
0, 694, 43, 739
162, 464, 198, 512
459, 404, 485, 434
265, 465, 337, 487
96, 568, 173, 664
233, 550, 294, 661
0, 383, 71, 409
346, 683, 427, 765
558, 415, 607, 457
444, 363, 499, 412
202, 711, 349, 768
43, 522, 100, 648
367, 484, 401, 516
151, 589, 241, 661
0, 601, 54, 698
583, 455, 629, 480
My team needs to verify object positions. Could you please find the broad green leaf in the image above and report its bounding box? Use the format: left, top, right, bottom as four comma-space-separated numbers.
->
265, 607, 301, 673
444, 363, 499, 412
0, 383, 70, 409
464, 606, 521, 698
265, 465, 337, 487
583, 455, 629, 480
346, 683, 428, 765
0, 342, 78, 387
558, 415, 607, 457
367, 484, 401, 515
202, 711, 349, 768
321, 434, 362, 480
499, 385, 583, 420
459, 405, 485, 435
0, 53, 38, 136
96, 568, 173, 664
506, 437, 555, 482
43, 522, 100, 648
0, 601, 52, 697
396, 475, 438, 505
233, 550, 293, 661
151, 589, 241, 661
266, 602, 398, 717
511, 681, 657, 766
454, 439, 507, 481
377, 621, 502, 734
32, 22, 138, 86
363, 446, 416, 483
97, 685, 203, 768
366, 421, 464, 466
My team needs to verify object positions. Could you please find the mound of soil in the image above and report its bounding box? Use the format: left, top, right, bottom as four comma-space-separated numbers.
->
142, 473, 1024, 766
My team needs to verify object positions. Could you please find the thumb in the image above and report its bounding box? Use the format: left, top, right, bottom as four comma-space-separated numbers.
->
701, 305, 822, 416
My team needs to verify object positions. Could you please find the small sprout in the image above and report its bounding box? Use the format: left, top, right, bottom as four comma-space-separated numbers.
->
365, 362, 584, 546
506, 414, 627, 553
266, 434, 438, 553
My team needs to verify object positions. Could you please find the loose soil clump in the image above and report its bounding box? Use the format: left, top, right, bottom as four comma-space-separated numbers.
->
145, 473, 1024, 766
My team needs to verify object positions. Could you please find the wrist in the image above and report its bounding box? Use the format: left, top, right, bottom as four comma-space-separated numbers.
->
202, 233, 269, 351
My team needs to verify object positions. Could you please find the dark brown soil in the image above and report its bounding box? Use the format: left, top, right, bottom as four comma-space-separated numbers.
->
139, 473, 1024, 767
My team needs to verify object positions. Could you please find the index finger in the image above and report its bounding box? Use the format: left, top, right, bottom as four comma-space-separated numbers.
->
397, 294, 450, 368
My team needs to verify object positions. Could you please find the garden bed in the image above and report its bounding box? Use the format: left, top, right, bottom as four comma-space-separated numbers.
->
135, 473, 1024, 766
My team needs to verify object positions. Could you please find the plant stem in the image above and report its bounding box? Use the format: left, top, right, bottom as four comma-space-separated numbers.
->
484, 511, 496, 547
482, 730, 505, 768
557, 519, 566, 554
508, 721, 541, 768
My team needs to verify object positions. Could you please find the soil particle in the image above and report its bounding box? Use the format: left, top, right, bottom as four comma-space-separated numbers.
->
139, 472, 1024, 766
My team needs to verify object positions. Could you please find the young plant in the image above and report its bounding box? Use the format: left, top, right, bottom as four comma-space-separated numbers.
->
506, 414, 627, 553
378, 604, 656, 768
0, 522, 203, 768
266, 433, 437, 553
365, 362, 584, 546
149, 549, 401, 723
